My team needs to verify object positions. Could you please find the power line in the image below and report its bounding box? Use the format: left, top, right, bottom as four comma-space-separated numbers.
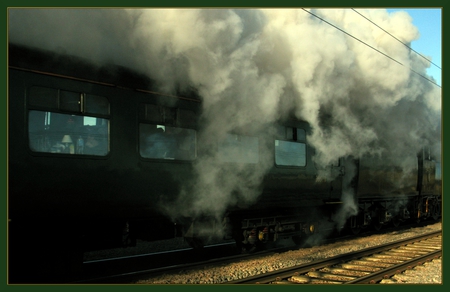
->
301, 8, 440, 88
351, 8, 441, 70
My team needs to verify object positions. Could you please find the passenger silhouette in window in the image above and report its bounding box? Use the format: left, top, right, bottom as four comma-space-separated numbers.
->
84, 127, 107, 156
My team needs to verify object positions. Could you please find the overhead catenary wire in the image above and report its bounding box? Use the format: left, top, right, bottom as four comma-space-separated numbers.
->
351, 8, 441, 70
301, 8, 441, 88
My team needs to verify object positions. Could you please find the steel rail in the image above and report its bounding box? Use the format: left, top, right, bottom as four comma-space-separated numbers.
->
346, 250, 441, 284
229, 230, 441, 284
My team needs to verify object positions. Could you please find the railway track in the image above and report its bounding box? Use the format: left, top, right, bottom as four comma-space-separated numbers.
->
76, 232, 370, 283
228, 231, 441, 284
75, 222, 441, 284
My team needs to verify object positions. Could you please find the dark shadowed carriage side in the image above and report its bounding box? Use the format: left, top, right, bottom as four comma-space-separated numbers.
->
8, 43, 441, 283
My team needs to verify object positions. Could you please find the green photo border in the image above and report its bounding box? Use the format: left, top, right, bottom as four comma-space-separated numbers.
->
2, 1, 446, 291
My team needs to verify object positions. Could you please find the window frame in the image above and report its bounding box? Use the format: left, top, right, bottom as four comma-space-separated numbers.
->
274, 126, 307, 168
138, 103, 198, 162
26, 86, 111, 157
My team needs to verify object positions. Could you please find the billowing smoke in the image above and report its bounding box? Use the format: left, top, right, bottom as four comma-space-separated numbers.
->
332, 159, 359, 229
8, 8, 441, 224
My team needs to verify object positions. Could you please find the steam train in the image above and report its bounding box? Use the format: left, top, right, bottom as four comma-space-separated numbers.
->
8, 43, 442, 283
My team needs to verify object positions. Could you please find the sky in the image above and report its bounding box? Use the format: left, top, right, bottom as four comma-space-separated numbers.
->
387, 8, 442, 87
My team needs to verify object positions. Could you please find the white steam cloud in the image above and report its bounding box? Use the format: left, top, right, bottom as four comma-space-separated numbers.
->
9, 8, 441, 222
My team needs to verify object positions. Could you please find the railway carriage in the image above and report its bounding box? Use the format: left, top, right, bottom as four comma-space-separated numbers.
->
7, 43, 441, 283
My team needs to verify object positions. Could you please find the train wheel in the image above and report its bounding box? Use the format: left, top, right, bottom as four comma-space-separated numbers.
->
246, 243, 258, 253
392, 218, 401, 227
348, 215, 362, 235
432, 211, 440, 221
373, 220, 382, 231
351, 226, 361, 235
429, 199, 441, 221
431, 209, 440, 221
237, 241, 258, 253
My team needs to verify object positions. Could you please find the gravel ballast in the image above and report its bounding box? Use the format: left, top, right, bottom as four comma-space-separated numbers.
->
135, 222, 442, 284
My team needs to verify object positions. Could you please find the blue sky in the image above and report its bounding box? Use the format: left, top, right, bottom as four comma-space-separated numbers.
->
387, 8, 442, 87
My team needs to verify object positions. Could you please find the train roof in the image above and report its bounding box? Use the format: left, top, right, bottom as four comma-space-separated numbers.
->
8, 43, 200, 101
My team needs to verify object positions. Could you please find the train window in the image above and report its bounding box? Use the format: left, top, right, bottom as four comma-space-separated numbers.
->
275, 140, 306, 167
218, 134, 259, 164
139, 123, 196, 160
85, 94, 110, 115
28, 86, 110, 116
275, 126, 306, 167
435, 162, 441, 180
28, 110, 109, 156
27, 86, 110, 156
283, 127, 306, 141
296, 128, 306, 142
286, 127, 294, 139
60, 90, 82, 112
140, 104, 196, 127
141, 104, 164, 124
28, 86, 58, 109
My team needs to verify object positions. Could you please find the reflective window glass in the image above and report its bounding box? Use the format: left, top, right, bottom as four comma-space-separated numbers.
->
139, 123, 196, 161
27, 86, 110, 156
275, 140, 306, 167
28, 110, 109, 156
